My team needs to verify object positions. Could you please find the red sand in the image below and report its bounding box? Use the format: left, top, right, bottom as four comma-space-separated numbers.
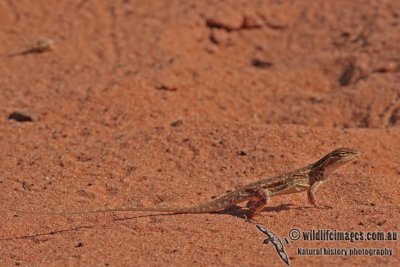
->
0, 1, 399, 266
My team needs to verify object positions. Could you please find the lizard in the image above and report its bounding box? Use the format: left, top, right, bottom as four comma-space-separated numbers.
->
20, 147, 359, 219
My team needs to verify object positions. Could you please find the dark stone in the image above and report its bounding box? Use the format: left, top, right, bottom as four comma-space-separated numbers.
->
251, 58, 273, 69
8, 112, 33, 122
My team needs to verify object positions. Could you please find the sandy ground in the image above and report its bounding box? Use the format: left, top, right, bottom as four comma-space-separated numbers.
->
0, 0, 399, 266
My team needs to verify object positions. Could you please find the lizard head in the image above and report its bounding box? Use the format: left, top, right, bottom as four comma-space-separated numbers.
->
313, 147, 359, 173
326, 147, 359, 164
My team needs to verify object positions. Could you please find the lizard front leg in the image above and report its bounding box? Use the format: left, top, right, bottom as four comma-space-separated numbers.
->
307, 180, 326, 208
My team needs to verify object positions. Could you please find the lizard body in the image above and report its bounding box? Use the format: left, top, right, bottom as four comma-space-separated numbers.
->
27, 147, 359, 219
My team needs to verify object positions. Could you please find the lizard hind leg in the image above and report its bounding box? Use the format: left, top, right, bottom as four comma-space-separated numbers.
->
246, 200, 257, 209
247, 188, 271, 220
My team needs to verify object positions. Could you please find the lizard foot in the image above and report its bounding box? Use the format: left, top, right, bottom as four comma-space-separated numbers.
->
244, 212, 263, 223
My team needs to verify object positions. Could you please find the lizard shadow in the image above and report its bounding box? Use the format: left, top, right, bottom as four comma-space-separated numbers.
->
214, 203, 293, 218
112, 203, 293, 222
261, 204, 293, 212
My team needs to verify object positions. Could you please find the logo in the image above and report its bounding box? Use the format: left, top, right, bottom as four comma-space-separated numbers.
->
256, 225, 290, 266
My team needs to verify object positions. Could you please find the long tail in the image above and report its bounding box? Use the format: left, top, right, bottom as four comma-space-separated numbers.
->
12, 205, 219, 216
13, 190, 248, 215
12, 206, 203, 215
